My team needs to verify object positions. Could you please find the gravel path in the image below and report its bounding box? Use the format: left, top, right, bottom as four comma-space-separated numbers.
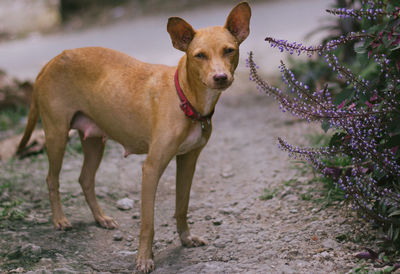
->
0, 75, 371, 273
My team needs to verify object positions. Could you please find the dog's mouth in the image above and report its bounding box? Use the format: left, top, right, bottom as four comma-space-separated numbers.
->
214, 82, 232, 91
205, 79, 233, 91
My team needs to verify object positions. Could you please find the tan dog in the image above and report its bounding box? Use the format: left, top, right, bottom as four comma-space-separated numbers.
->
17, 2, 251, 272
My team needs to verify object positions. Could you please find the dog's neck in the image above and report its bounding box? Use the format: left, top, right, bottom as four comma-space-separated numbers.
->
177, 56, 222, 116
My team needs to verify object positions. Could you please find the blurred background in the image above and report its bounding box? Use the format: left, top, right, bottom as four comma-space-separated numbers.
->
0, 0, 334, 80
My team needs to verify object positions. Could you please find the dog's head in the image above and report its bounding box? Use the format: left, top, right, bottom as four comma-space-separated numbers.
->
167, 2, 251, 91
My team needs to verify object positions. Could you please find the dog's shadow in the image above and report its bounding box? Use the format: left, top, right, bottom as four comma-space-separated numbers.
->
153, 244, 209, 273
5, 219, 197, 272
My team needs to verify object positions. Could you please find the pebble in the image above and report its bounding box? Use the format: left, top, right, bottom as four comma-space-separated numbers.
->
38, 257, 53, 266
322, 239, 339, 250
213, 239, 229, 248
26, 270, 52, 274
116, 198, 134, 210
36, 218, 49, 224
237, 237, 248, 244
53, 268, 77, 273
96, 186, 110, 198
113, 231, 124, 241
219, 207, 236, 215
132, 212, 140, 219
21, 243, 42, 256
55, 253, 67, 263
220, 165, 234, 178
10, 268, 24, 273
212, 219, 223, 226
118, 250, 137, 257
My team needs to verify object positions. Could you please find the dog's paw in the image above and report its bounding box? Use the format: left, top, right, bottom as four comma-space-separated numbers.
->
136, 257, 155, 273
180, 231, 208, 247
96, 215, 119, 229
53, 217, 72, 230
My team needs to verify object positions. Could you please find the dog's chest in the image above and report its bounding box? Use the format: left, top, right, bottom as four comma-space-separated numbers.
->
177, 123, 207, 155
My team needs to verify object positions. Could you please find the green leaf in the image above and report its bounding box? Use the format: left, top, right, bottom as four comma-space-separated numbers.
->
354, 42, 367, 54
387, 134, 400, 148
390, 43, 400, 51
359, 62, 379, 79
321, 120, 331, 133
388, 210, 400, 217
393, 228, 400, 242
333, 89, 353, 105
329, 132, 346, 147
383, 266, 395, 273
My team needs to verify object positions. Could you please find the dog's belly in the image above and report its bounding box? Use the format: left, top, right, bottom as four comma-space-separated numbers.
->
177, 124, 207, 155
70, 112, 149, 155
71, 112, 106, 139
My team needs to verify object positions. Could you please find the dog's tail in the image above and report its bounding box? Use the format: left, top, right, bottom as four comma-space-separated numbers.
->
17, 95, 39, 155
16, 59, 53, 155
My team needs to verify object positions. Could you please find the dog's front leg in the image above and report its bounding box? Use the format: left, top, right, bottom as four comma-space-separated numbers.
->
175, 147, 208, 247
136, 140, 178, 273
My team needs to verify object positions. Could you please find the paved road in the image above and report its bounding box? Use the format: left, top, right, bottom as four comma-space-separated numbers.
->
0, 0, 333, 80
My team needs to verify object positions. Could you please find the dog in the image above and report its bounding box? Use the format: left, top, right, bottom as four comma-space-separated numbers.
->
17, 2, 251, 272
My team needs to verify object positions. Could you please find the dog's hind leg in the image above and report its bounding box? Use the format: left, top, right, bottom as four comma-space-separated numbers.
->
175, 148, 207, 247
42, 115, 71, 230
78, 132, 118, 229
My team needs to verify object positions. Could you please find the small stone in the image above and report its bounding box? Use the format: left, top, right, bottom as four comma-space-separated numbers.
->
36, 217, 49, 224
96, 186, 110, 198
117, 198, 134, 210
126, 235, 135, 242
38, 257, 53, 267
212, 220, 222, 226
10, 268, 24, 273
132, 212, 140, 219
237, 237, 248, 244
72, 190, 81, 197
219, 208, 233, 215
55, 253, 67, 263
220, 165, 234, 178
53, 268, 77, 274
26, 270, 52, 274
21, 243, 42, 256
322, 239, 339, 250
204, 215, 212, 220
315, 251, 331, 259
113, 231, 123, 241
213, 239, 229, 248
118, 250, 137, 257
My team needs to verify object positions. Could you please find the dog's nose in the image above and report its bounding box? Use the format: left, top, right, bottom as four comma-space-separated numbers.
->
213, 73, 228, 83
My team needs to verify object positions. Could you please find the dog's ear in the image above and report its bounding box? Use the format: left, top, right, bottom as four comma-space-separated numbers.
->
167, 17, 196, 52
224, 2, 251, 44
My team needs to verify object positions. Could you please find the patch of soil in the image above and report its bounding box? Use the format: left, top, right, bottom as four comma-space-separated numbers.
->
0, 75, 376, 273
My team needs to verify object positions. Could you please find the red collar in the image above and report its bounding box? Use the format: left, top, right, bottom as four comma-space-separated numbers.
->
174, 69, 214, 121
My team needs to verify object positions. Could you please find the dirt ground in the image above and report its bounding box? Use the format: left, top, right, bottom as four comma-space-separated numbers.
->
0, 71, 378, 273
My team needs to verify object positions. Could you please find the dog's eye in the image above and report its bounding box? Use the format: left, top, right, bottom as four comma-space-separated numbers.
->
224, 48, 235, 55
195, 52, 207, 59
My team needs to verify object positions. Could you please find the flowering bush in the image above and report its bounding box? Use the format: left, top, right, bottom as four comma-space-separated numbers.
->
249, 0, 400, 247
